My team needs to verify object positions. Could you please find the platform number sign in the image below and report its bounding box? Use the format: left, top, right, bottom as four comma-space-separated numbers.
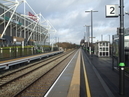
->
106, 5, 119, 17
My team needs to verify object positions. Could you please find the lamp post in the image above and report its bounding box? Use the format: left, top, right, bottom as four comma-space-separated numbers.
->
86, 25, 90, 49
83, 25, 86, 50
85, 10, 98, 56
13, 38, 16, 58
84, 25, 90, 52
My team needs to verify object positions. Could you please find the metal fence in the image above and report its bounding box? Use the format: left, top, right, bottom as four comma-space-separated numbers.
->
0, 47, 42, 60
0, 46, 60, 60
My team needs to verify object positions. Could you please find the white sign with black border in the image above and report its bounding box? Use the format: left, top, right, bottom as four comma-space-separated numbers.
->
106, 4, 119, 17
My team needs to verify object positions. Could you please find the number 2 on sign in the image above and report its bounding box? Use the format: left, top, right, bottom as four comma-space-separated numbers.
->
110, 7, 115, 14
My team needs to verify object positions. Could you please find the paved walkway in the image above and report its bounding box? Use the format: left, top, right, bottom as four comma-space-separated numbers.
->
44, 49, 81, 97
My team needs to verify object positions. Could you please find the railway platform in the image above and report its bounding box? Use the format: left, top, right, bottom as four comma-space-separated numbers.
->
0, 51, 63, 70
44, 49, 80, 97
44, 49, 129, 97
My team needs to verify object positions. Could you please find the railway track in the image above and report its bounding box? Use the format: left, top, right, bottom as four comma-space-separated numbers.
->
0, 50, 77, 97
0, 51, 63, 77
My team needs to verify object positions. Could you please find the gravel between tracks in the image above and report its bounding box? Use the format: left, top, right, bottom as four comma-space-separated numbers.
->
20, 53, 74, 97
0, 50, 75, 97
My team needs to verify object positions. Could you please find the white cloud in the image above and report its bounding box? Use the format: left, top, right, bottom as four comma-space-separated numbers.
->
27, 0, 129, 44
2, 0, 129, 44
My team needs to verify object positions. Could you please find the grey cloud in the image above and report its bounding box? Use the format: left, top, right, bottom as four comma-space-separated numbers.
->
7, 0, 129, 44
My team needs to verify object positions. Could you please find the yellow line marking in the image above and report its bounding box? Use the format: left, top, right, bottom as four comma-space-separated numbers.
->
82, 54, 91, 97
67, 50, 80, 97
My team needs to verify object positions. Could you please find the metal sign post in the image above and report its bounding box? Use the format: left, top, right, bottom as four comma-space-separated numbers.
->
119, 0, 125, 95
106, 0, 125, 95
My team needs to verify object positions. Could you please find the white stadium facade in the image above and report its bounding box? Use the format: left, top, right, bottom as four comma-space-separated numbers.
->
0, 0, 55, 47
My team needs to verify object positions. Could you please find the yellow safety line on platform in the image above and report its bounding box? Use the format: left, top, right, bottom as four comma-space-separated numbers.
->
82, 54, 91, 97
67, 50, 80, 97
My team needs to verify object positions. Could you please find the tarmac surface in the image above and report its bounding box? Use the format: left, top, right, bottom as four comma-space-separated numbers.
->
82, 50, 129, 97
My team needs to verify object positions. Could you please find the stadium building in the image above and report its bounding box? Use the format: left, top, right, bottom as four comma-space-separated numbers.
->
0, 0, 54, 47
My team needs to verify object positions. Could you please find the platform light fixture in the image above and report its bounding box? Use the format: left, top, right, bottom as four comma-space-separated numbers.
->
125, 11, 129, 15
13, 38, 16, 42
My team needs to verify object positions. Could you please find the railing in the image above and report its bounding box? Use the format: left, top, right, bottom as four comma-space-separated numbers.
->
0, 47, 48, 60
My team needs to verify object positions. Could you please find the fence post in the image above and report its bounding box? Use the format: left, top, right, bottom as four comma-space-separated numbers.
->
10, 48, 11, 58
22, 47, 24, 56
16, 47, 18, 57
31, 47, 33, 55
0, 48, 3, 59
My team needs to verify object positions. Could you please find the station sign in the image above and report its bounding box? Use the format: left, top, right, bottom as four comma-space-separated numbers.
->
105, 4, 119, 17
16, 42, 21, 45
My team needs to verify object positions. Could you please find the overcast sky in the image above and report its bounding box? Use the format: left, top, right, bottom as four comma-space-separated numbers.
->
2, 0, 129, 44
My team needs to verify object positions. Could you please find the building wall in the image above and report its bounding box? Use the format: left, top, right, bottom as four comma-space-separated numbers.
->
94, 41, 110, 57
0, 3, 49, 46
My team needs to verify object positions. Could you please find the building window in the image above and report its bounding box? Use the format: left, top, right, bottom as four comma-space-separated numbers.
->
106, 42, 108, 46
103, 48, 105, 51
100, 48, 102, 51
106, 48, 108, 51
